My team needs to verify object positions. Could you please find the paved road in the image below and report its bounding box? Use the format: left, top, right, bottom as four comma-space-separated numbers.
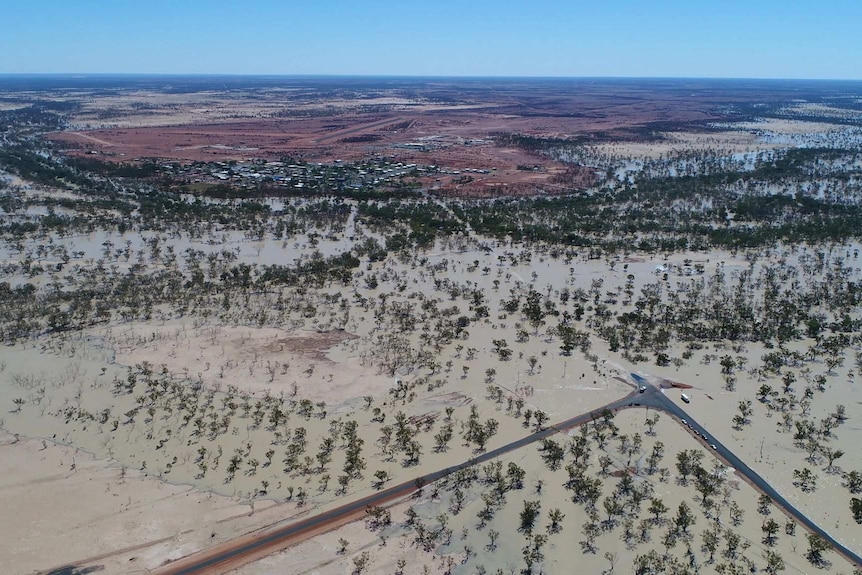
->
150, 376, 860, 574
313, 116, 401, 144
630, 374, 862, 569
149, 393, 637, 575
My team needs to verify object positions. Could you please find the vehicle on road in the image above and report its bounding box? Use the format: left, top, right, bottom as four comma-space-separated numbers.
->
639, 386, 647, 393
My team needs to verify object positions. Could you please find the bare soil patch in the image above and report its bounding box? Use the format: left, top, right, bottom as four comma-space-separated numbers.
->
99, 321, 391, 402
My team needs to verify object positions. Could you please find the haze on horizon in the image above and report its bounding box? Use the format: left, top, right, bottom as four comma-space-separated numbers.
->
2, 0, 861, 80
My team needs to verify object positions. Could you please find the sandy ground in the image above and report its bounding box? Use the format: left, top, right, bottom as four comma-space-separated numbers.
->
645, 341, 862, 555
1, 196, 860, 574
0, 429, 304, 575
589, 118, 859, 164
104, 321, 394, 402
3, 81, 862, 575
781, 103, 862, 121
591, 129, 773, 159
230, 409, 860, 575
725, 118, 854, 134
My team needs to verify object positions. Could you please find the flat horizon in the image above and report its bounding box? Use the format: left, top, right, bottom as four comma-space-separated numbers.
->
2, 73, 862, 83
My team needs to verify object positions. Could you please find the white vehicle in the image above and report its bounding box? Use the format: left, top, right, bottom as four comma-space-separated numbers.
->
639, 386, 647, 393
681, 393, 690, 403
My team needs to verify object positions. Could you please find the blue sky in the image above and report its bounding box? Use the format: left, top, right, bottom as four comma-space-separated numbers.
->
2, 0, 860, 79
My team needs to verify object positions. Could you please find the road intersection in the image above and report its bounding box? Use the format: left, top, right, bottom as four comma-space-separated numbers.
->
145, 373, 861, 573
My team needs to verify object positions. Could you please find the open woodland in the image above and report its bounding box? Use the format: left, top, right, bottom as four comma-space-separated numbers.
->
1, 76, 862, 574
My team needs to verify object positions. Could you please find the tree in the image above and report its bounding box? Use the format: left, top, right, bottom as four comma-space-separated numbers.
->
676, 449, 701, 484
539, 438, 565, 471
633, 549, 666, 575
822, 447, 845, 472
603, 495, 624, 527
372, 469, 389, 490
507, 462, 526, 490
674, 501, 695, 534
336, 537, 348, 554
851, 497, 862, 524
733, 400, 752, 429
761, 518, 780, 546
720, 355, 735, 375
352, 551, 371, 574
519, 500, 541, 535
646, 441, 664, 474
833, 404, 848, 423
645, 413, 660, 436
365, 505, 391, 531
486, 529, 499, 550
764, 550, 785, 575
723, 528, 741, 559
533, 410, 549, 432
844, 470, 862, 494
522, 289, 547, 334
793, 468, 818, 492
598, 454, 613, 475
434, 422, 453, 453
581, 521, 601, 554
782, 371, 796, 394
527, 355, 538, 375
701, 527, 720, 563
492, 339, 512, 361
649, 498, 669, 523
757, 384, 776, 403
806, 533, 831, 566
547, 508, 565, 534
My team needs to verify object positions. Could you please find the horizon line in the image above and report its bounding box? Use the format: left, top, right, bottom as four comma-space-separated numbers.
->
1, 73, 862, 83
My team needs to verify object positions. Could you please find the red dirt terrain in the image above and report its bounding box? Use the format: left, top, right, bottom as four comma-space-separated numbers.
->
47, 78, 772, 195
51, 113, 605, 194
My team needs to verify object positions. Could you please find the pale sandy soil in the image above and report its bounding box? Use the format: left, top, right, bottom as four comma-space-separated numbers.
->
3, 91, 862, 575
104, 321, 394, 402
0, 102, 29, 111
229, 500, 419, 575
63, 92, 487, 130
591, 118, 858, 161
67, 91, 288, 129
592, 130, 774, 159
0, 429, 303, 575
231, 410, 860, 575
722, 118, 853, 135
0, 229, 859, 574
0, 170, 30, 188
647, 342, 862, 556
782, 103, 862, 120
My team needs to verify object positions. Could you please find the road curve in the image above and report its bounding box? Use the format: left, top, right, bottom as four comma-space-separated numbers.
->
149, 377, 860, 574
